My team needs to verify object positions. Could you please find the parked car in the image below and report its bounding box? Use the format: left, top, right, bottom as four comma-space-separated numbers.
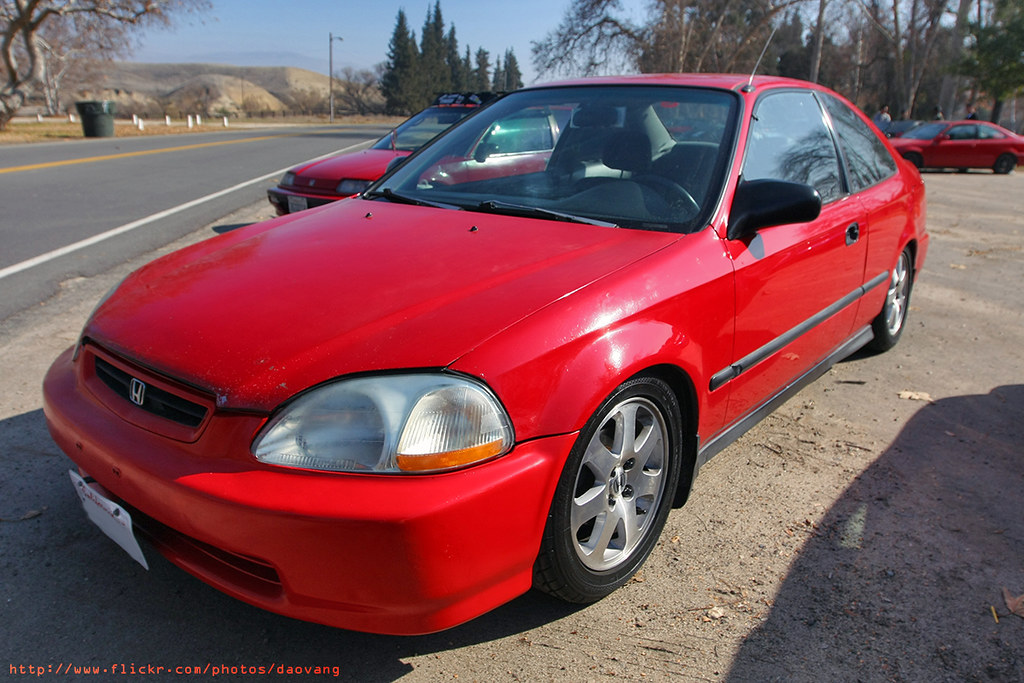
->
45, 74, 928, 636
890, 119, 1024, 173
267, 92, 498, 215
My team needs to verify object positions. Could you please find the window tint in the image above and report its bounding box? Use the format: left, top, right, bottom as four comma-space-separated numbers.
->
743, 91, 842, 203
947, 125, 978, 140
480, 113, 554, 155
371, 106, 475, 151
977, 125, 1006, 140
821, 93, 897, 193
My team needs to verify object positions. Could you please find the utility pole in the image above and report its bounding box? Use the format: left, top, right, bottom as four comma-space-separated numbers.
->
329, 32, 343, 123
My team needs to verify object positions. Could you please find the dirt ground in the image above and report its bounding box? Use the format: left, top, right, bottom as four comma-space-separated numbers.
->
1, 172, 1021, 682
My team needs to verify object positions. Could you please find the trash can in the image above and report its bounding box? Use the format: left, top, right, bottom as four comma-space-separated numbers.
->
75, 100, 117, 137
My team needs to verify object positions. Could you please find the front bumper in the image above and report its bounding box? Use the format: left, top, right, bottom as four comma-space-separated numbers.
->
266, 187, 343, 215
43, 345, 573, 634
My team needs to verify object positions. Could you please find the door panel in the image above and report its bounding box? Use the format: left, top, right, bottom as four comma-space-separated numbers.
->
717, 90, 866, 424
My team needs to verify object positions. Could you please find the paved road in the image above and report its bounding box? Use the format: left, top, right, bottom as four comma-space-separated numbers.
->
0, 124, 390, 321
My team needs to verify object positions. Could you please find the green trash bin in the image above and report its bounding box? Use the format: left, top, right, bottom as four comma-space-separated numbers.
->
75, 100, 117, 137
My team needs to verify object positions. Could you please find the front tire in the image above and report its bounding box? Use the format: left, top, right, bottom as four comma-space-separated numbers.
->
867, 248, 913, 352
534, 376, 682, 603
903, 152, 923, 169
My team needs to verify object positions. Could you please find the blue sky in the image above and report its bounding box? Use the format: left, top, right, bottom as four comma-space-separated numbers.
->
131, 0, 581, 85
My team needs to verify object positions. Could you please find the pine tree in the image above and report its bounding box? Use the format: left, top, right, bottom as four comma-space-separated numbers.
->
446, 26, 467, 90
463, 46, 474, 89
492, 55, 504, 91
381, 9, 420, 114
503, 49, 524, 90
418, 1, 450, 105
473, 48, 492, 90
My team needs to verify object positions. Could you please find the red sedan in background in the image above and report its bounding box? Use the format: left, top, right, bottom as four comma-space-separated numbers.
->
267, 92, 498, 214
45, 74, 927, 635
890, 119, 1024, 173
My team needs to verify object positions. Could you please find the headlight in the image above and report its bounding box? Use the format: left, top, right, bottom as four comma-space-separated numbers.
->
336, 178, 372, 195
252, 374, 514, 474
281, 171, 297, 186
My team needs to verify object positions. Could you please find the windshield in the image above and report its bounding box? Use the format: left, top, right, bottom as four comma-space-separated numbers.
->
371, 106, 477, 152
368, 86, 739, 232
900, 122, 949, 140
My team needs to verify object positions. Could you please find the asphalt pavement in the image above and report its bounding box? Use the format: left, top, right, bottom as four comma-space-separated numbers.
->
0, 124, 390, 321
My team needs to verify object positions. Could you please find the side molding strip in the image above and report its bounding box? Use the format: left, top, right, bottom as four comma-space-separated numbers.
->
698, 324, 875, 468
709, 270, 889, 391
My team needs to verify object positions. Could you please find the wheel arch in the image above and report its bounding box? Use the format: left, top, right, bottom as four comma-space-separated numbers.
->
633, 364, 700, 509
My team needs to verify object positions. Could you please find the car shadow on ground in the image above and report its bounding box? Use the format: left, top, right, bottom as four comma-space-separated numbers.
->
0, 407, 584, 680
725, 385, 1024, 682
211, 221, 256, 234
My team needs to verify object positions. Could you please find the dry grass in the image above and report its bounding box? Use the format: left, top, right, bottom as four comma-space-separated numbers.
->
1, 114, 405, 145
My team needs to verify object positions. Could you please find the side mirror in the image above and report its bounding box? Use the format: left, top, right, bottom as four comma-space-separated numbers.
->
727, 179, 822, 240
474, 142, 498, 163
384, 156, 408, 175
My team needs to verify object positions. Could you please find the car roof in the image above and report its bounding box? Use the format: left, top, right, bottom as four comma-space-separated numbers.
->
524, 73, 823, 93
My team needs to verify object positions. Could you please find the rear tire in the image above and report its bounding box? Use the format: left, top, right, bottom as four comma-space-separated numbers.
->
993, 154, 1016, 175
867, 248, 913, 353
533, 376, 682, 603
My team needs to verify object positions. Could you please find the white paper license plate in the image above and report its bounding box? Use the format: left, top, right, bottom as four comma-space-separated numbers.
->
287, 195, 307, 213
69, 470, 149, 570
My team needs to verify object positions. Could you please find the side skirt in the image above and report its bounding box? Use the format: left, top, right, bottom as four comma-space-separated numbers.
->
696, 324, 875, 470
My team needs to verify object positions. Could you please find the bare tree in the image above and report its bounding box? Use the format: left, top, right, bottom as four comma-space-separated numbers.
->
286, 87, 327, 116
335, 66, 385, 116
0, 0, 209, 130
852, 0, 949, 116
532, 0, 642, 77
35, 13, 130, 115
533, 0, 806, 78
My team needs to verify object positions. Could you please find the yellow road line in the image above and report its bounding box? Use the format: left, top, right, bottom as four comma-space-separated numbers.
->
0, 131, 314, 175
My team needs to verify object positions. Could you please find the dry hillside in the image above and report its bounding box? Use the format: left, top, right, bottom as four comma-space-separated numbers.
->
86, 62, 335, 116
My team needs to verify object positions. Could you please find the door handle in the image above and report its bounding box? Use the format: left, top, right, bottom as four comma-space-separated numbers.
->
846, 222, 860, 246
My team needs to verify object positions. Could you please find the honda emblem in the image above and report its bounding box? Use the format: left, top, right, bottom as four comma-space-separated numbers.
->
129, 378, 146, 406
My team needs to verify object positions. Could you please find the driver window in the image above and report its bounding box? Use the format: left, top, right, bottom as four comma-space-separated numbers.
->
743, 92, 842, 203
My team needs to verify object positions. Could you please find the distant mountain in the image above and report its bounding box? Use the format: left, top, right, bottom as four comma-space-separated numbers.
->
89, 62, 334, 116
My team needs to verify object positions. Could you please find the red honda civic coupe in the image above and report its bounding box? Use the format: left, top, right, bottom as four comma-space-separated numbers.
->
267, 92, 497, 215
44, 74, 928, 635
889, 119, 1024, 174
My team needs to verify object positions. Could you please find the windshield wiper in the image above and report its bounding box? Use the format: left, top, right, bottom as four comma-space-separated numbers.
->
473, 200, 618, 228
365, 187, 462, 211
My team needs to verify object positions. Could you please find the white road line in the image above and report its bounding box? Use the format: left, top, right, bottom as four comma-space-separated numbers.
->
0, 141, 369, 281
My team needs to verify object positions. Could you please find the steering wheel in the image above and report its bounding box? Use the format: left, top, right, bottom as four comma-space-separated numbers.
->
634, 175, 700, 217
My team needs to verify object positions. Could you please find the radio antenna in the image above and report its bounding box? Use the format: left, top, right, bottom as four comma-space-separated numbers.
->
744, 26, 779, 92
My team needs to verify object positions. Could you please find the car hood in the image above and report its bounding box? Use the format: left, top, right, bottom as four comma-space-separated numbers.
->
86, 199, 679, 412
293, 148, 407, 181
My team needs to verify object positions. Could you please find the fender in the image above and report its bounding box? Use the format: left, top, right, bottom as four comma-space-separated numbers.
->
451, 228, 736, 448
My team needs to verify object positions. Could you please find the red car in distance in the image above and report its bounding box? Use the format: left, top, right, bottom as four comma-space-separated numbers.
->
267, 92, 498, 215
890, 119, 1024, 174
45, 74, 927, 635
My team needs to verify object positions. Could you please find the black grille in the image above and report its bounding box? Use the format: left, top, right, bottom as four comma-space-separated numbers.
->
94, 357, 208, 428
